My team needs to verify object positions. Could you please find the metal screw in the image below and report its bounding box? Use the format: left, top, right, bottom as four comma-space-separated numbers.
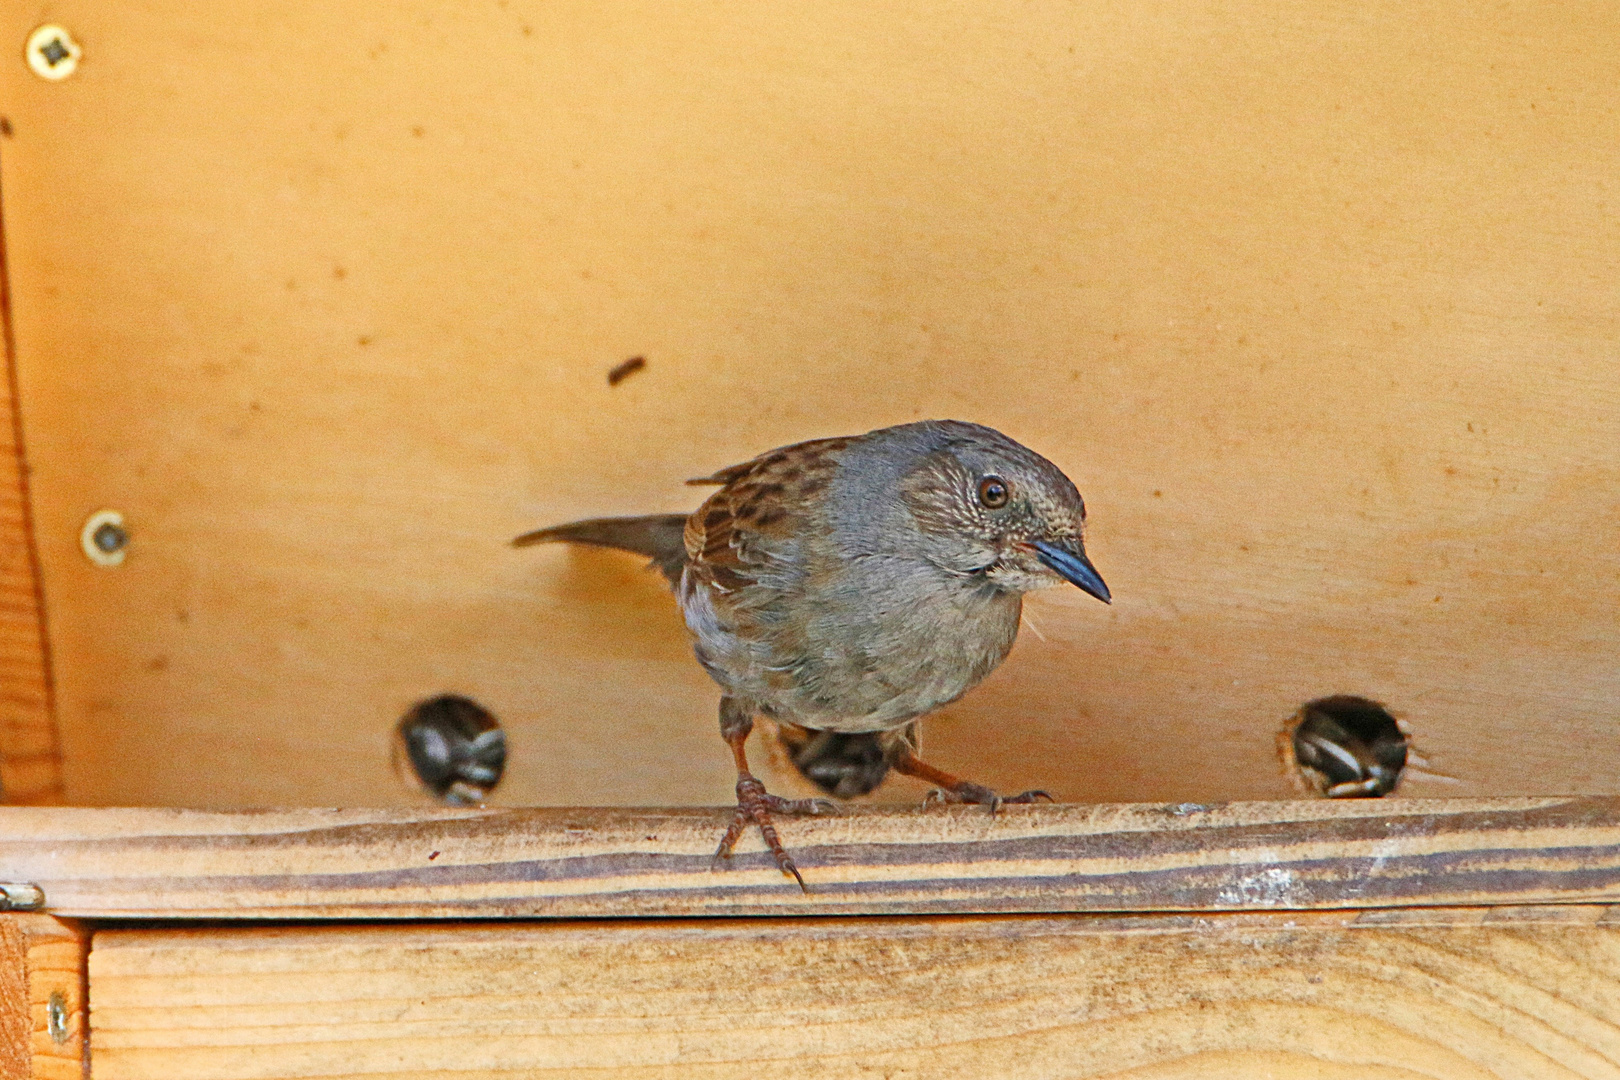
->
0, 882, 45, 911
46, 992, 68, 1044
25, 25, 81, 81
93, 523, 125, 552
81, 509, 128, 566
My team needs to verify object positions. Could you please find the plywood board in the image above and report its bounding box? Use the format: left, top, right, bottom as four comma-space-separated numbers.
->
5, 800, 1620, 919
88, 908, 1620, 1078
0, 2, 1616, 807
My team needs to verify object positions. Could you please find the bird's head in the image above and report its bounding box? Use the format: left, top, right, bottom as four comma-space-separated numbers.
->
898, 422, 1110, 602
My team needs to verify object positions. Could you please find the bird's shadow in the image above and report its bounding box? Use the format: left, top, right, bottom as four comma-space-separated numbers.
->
522, 544, 695, 666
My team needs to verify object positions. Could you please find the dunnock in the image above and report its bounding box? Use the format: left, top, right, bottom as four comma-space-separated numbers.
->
515, 420, 1110, 887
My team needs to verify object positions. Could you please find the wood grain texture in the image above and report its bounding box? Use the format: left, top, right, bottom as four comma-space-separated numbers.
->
0, 163, 59, 807
4, 800, 1620, 919
0, 915, 87, 1080
88, 907, 1620, 1079
0, 2, 1617, 810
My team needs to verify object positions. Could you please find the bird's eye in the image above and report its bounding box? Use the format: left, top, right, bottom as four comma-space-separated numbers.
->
977, 476, 1010, 509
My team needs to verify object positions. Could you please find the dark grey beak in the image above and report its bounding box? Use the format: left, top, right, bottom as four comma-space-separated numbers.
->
1032, 540, 1112, 604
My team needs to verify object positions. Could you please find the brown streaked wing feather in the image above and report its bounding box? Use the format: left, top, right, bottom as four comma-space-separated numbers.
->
682, 436, 854, 592
685, 460, 757, 487
684, 435, 855, 488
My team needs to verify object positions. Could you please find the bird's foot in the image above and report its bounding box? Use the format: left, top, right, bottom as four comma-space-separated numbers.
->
923, 781, 1054, 813
714, 774, 837, 891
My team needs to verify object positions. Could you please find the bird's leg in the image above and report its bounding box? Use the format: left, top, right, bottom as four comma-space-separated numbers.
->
714, 697, 836, 890
891, 746, 1052, 812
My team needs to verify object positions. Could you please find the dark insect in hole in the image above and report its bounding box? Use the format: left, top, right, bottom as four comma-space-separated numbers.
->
778, 723, 908, 799
1291, 695, 1407, 798
394, 695, 506, 805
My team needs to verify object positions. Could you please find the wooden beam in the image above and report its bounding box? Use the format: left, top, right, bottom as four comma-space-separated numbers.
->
4, 799, 1620, 919
0, 914, 86, 1080
87, 907, 1620, 1079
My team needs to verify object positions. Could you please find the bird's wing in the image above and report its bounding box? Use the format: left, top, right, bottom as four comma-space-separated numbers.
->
682, 435, 853, 593
684, 461, 756, 487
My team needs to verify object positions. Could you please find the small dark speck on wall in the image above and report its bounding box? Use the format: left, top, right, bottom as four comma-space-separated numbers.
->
0, 118, 12, 137
608, 356, 647, 386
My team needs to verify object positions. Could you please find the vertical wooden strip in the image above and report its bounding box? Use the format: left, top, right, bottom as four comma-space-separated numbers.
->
0, 158, 60, 806
0, 915, 86, 1080
0, 917, 27, 1080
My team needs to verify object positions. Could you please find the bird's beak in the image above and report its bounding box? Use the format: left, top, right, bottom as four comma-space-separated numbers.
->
1032, 539, 1112, 604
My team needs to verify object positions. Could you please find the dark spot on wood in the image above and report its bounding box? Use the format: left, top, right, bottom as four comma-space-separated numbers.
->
0, 118, 12, 138
607, 356, 647, 386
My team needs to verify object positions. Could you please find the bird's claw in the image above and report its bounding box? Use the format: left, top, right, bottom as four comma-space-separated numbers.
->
713, 775, 835, 892
923, 783, 1053, 814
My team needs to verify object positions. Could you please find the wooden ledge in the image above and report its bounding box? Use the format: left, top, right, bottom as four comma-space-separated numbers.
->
2, 798, 1619, 919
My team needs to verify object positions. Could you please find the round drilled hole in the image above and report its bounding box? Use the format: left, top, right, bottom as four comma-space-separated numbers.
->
777, 724, 893, 799
393, 695, 506, 805
1287, 695, 1408, 798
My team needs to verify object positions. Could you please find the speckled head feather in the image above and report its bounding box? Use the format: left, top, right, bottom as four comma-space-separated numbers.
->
894, 421, 1094, 591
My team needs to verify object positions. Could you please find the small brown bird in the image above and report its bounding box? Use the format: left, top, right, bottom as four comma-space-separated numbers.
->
515, 420, 1110, 886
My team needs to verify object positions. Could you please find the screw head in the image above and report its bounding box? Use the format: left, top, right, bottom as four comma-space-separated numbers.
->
46, 991, 69, 1044
25, 25, 81, 81
80, 510, 128, 566
0, 882, 45, 911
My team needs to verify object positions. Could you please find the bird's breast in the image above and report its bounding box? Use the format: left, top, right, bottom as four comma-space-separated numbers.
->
683, 554, 1023, 733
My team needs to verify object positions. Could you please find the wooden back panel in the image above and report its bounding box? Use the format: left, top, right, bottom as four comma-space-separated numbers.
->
0, 2, 1615, 807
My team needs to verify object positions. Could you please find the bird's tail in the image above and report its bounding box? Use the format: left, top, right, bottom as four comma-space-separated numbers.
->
513, 514, 688, 587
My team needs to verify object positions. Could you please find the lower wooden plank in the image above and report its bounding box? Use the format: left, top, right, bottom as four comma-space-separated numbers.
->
88, 908, 1620, 1080
0, 914, 87, 1080
5, 799, 1620, 918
